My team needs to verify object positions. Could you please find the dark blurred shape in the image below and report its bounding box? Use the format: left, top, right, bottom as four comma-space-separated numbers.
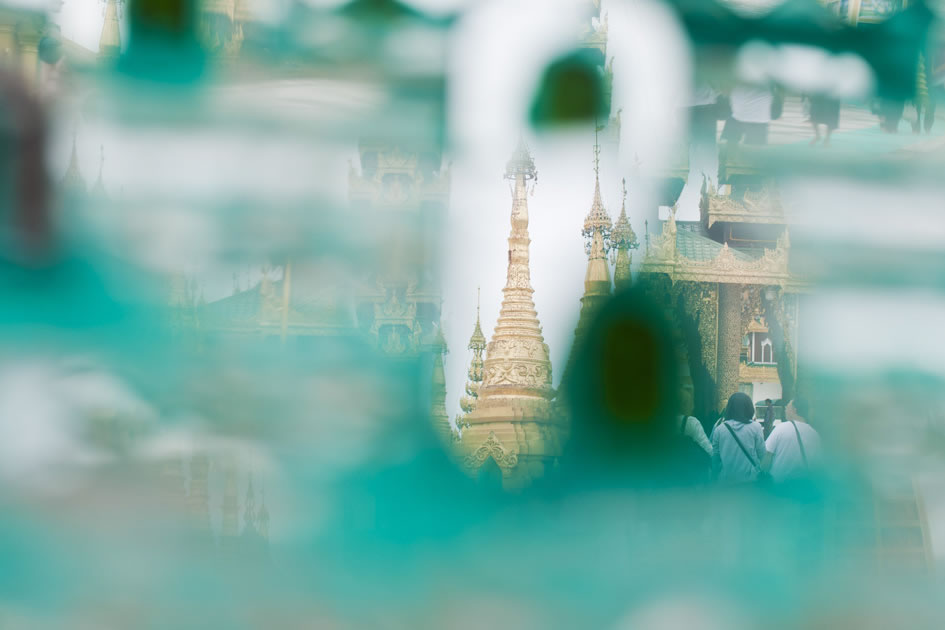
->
339, 0, 423, 22
671, 0, 935, 100
530, 49, 608, 127
38, 35, 63, 65
131, 0, 194, 41
124, 0, 205, 80
0, 67, 51, 264
563, 286, 682, 479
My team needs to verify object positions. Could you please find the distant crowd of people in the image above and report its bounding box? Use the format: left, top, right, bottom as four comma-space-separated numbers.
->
685, 46, 945, 151
675, 392, 822, 486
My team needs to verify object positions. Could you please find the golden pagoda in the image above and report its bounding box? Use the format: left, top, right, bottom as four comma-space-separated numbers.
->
456, 288, 487, 433
457, 140, 561, 489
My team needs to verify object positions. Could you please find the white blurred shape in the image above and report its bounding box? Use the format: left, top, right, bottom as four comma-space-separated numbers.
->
123, 205, 220, 274
718, 0, 787, 17
449, 0, 689, 178
0, 360, 155, 493
615, 593, 752, 630
736, 40, 874, 99
402, 0, 472, 17
804, 289, 945, 377
608, 0, 691, 175
783, 178, 945, 249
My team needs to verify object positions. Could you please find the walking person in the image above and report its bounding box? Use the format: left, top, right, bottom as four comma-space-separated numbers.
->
721, 84, 774, 146
710, 392, 766, 484
808, 94, 840, 146
761, 396, 821, 483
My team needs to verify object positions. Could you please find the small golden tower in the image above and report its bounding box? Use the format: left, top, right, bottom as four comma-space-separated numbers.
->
577, 134, 613, 328
560, 137, 614, 413
99, 0, 121, 59
457, 288, 487, 430
611, 178, 639, 292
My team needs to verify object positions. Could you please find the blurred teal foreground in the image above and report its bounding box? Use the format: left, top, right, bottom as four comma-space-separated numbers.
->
2, 0, 945, 627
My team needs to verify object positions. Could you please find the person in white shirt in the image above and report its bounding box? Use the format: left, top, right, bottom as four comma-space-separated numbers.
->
676, 386, 712, 456
711, 392, 766, 484
721, 84, 773, 145
762, 397, 822, 482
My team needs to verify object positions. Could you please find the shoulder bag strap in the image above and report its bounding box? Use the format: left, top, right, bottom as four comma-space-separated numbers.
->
790, 421, 809, 469
723, 422, 760, 471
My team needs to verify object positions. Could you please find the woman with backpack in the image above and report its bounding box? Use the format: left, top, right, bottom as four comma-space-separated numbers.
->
710, 392, 766, 484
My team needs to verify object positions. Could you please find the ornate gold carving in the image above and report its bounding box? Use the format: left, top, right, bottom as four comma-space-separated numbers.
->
488, 338, 546, 359
482, 362, 550, 388
716, 283, 743, 411
678, 282, 718, 378
701, 183, 785, 229
739, 285, 764, 335
462, 431, 519, 472
738, 362, 780, 382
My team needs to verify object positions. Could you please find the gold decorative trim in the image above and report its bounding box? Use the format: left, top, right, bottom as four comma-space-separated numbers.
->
738, 362, 780, 383
462, 431, 519, 473
642, 210, 793, 286
701, 184, 785, 229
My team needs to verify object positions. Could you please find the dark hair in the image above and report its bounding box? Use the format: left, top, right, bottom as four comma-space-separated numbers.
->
724, 392, 755, 423
38, 36, 63, 65
792, 396, 810, 419
765, 398, 772, 404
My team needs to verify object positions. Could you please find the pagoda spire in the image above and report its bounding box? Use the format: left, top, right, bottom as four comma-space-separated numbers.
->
243, 474, 257, 534
61, 129, 85, 193
187, 452, 211, 534
91, 145, 107, 197
458, 288, 487, 426
561, 137, 614, 403
611, 178, 639, 292
220, 457, 239, 547
581, 128, 612, 299
99, 0, 121, 59
457, 139, 560, 489
257, 487, 270, 541
470, 138, 553, 404
429, 324, 451, 443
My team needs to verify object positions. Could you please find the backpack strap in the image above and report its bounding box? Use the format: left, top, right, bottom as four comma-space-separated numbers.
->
723, 422, 760, 471
789, 421, 809, 469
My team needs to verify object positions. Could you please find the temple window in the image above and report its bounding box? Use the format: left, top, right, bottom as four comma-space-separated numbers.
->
749, 332, 776, 365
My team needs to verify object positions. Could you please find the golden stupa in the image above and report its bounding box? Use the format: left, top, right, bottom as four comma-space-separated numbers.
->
456, 140, 563, 489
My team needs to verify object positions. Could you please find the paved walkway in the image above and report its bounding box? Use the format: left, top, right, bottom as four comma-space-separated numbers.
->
716, 96, 945, 172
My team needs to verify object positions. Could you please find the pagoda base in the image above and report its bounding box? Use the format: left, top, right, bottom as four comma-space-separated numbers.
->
459, 398, 566, 490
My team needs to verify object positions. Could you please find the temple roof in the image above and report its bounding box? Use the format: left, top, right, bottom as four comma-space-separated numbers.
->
200, 279, 355, 333
700, 183, 786, 229
676, 222, 758, 263
642, 214, 792, 286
